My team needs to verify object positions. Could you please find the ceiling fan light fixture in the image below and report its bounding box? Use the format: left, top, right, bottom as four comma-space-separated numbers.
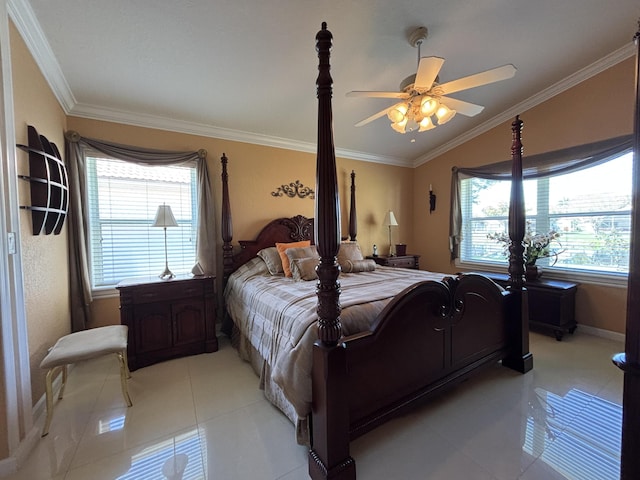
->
419, 96, 438, 117
387, 103, 408, 123
435, 104, 456, 124
418, 117, 436, 132
391, 118, 408, 134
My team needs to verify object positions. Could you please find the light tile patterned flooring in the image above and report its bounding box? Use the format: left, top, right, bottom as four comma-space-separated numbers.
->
4, 330, 623, 479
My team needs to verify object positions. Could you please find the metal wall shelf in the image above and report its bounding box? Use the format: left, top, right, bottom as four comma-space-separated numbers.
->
17, 125, 68, 235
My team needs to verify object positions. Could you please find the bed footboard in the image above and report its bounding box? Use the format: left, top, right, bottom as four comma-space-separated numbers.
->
314, 275, 509, 439
345, 273, 510, 439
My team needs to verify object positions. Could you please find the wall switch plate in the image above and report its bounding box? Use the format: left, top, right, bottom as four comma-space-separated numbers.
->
7, 232, 16, 255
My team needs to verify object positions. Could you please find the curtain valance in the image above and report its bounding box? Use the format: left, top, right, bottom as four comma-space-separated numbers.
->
65, 132, 216, 331
449, 134, 633, 261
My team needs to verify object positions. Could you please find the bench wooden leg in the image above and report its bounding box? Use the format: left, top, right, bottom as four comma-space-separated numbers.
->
59, 365, 68, 400
42, 368, 55, 437
117, 351, 133, 407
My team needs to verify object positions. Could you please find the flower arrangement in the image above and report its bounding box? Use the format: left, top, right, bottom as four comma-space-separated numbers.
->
487, 224, 564, 266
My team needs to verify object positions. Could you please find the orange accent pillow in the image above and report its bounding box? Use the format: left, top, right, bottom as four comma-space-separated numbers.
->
276, 241, 311, 277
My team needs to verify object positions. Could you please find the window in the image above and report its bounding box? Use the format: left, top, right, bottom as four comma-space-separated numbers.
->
459, 150, 632, 276
86, 155, 198, 289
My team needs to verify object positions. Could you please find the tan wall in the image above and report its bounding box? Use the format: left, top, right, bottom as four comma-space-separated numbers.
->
10, 22, 69, 409
66, 117, 414, 327
413, 57, 635, 334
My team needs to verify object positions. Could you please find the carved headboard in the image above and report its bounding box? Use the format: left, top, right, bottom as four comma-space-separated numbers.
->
230, 215, 314, 272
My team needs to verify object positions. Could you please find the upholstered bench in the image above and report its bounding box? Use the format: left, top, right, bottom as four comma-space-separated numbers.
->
39, 325, 133, 437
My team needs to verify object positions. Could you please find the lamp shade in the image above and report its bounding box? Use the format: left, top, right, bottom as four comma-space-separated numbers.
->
152, 204, 178, 228
384, 210, 398, 227
435, 104, 456, 125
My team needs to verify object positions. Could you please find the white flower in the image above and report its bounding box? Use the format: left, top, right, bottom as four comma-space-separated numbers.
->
487, 223, 563, 266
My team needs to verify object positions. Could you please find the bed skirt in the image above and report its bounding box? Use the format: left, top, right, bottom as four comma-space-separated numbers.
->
233, 324, 311, 445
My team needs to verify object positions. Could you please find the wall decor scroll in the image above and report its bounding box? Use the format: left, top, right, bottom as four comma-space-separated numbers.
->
17, 125, 69, 235
271, 180, 315, 199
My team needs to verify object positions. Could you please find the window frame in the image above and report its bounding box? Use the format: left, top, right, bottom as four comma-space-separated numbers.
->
455, 149, 632, 288
85, 152, 199, 294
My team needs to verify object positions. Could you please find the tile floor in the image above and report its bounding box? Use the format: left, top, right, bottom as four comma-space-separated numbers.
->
4, 330, 623, 480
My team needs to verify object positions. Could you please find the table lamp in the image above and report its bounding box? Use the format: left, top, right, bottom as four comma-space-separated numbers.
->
152, 204, 179, 279
384, 210, 398, 256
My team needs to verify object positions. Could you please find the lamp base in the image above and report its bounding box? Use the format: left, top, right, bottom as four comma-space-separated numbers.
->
158, 267, 175, 280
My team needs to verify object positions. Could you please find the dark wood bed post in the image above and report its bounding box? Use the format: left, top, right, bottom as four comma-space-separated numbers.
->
220, 153, 234, 335
221, 153, 233, 282
308, 22, 356, 480
613, 19, 640, 480
502, 116, 533, 374
349, 170, 357, 241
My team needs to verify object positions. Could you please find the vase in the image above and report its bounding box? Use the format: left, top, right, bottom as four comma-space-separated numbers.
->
525, 264, 542, 281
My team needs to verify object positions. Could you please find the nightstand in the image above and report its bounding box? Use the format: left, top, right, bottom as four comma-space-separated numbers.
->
117, 274, 218, 370
366, 254, 420, 270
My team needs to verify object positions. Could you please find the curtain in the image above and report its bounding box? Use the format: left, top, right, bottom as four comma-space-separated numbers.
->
449, 134, 633, 261
65, 131, 216, 331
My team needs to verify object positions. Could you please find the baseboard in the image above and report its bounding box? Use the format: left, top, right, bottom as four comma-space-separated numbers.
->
579, 324, 625, 343
0, 420, 41, 478
0, 457, 17, 477
0, 367, 68, 478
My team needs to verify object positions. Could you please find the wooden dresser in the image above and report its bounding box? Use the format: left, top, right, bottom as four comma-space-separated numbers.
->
366, 254, 421, 270
117, 274, 217, 370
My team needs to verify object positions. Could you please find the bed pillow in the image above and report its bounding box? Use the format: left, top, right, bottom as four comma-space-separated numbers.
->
341, 258, 377, 273
337, 242, 364, 269
257, 246, 284, 275
276, 240, 312, 277
290, 257, 320, 281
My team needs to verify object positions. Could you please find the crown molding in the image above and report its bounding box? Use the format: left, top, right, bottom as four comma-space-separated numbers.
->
413, 42, 636, 167
9, 0, 633, 169
68, 102, 409, 166
8, 0, 75, 112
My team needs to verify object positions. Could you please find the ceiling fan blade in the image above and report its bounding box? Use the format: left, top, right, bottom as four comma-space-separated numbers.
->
347, 91, 408, 99
438, 64, 517, 95
414, 56, 445, 90
354, 103, 399, 127
440, 96, 485, 117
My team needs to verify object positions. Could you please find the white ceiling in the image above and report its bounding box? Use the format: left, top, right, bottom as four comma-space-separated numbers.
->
12, 0, 640, 167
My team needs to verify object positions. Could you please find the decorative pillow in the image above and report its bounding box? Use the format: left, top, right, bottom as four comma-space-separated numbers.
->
337, 242, 364, 269
257, 246, 284, 275
276, 240, 312, 277
285, 246, 319, 264
290, 257, 320, 281
342, 258, 377, 273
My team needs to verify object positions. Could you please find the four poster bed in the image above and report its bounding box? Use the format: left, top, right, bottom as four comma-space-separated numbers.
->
220, 23, 533, 480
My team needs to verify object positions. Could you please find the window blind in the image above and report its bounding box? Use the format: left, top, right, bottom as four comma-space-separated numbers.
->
460, 151, 632, 274
86, 156, 198, 288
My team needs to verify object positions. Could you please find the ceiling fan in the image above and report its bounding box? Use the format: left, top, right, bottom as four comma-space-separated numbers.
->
347, 26, 517, 133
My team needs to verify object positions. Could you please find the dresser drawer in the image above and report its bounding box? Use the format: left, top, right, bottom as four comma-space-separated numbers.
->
387, 257, 416, 268
130, 280, 204, 304
366, 255, 420, 270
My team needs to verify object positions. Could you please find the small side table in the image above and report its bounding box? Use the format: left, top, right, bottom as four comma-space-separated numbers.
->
366, 254, 420, 270
479, 272, 578, 341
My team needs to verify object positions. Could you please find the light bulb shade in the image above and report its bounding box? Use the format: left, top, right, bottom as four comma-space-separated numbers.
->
384, 210, 398, 227
390, 118, 408, 134
387, 103, 408, 123
152, 204, 179, 228
420, 96, 439, 117
418, 116, 436, 132
435, 104, 456, 125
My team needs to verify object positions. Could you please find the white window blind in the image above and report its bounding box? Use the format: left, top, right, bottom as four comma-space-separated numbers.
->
460, 151, 632, 275
86, 156, 198, 288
